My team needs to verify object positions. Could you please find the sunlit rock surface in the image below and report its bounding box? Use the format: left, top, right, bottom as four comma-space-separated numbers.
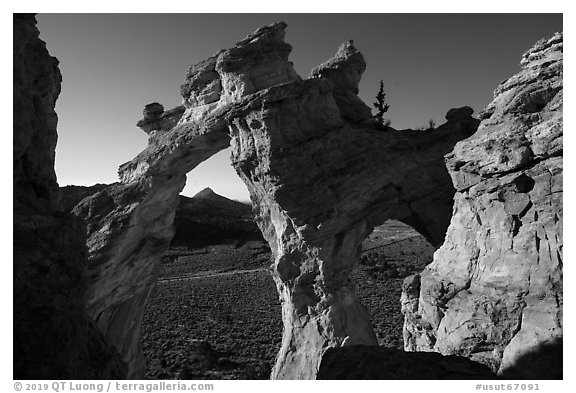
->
401, 33, 563, 379
74, 21, 477, 379
136, 103, 185, 135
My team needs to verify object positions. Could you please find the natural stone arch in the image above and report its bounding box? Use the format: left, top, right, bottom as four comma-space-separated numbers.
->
74, 22, 478, 379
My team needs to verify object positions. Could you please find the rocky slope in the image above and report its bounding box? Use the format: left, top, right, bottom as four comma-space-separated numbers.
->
13, 14, 125, 379
171, 188, 262, 248
401, 32, 563, 378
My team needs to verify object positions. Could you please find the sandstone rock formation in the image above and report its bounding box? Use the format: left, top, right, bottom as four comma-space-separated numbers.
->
73, 22, 478, 379
309, 40, 374, 124
18, 16, 562, 380
401, 32, 563, 378
13, 14, 126, 379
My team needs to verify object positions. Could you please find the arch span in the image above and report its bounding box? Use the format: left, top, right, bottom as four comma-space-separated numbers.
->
74, 22, 478, 378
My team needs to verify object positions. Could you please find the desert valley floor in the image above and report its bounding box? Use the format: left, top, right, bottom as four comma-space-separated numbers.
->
141, 220, 434, 379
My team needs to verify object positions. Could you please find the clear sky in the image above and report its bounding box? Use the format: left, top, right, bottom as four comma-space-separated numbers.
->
36, 13, 562, 202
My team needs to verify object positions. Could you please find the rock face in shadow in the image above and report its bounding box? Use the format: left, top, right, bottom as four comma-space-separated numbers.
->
317, 345, 495, 379
60, 184, 109, 212
401, 33, 563, 379
73, 22, 477, 379
13, 14, 126, 379
13, 16, 61, 215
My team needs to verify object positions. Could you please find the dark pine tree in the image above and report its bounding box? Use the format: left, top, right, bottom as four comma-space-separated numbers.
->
373, 80, 390, 130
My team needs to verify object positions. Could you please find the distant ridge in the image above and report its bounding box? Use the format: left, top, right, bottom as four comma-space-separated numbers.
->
59, 184, 260, 247
182, 187, 251, 214
172, 188, 261, 247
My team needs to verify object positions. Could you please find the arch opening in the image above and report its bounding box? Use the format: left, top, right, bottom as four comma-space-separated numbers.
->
354, 220, 435, 349
140, 150, 284, 379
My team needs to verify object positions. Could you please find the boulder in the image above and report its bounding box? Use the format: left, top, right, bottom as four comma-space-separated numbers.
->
445, 106, 474, 122
317, 345, 495, 379
136, 103, 185, 134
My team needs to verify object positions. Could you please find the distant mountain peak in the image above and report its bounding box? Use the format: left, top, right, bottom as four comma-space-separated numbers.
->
179, 187, 252, 219
193, 187, 217, 199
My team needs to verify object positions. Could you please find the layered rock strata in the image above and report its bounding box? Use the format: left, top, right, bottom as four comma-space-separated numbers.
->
74, 22, 477, 378
401, 33, 563, 378
13, 14, 126, 379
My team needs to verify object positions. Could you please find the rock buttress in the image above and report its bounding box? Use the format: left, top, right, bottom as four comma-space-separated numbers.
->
401, 33, 563, 379
13, 14, 126, 379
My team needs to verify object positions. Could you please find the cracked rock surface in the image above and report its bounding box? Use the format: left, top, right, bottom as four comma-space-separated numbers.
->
401, 33, 563, 378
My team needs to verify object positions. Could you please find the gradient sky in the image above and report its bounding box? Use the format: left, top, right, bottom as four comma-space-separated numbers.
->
36, 13, 562, 201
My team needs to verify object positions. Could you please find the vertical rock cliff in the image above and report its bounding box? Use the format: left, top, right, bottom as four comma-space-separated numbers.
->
402, 33, 563, 379
13, 14, 126, 379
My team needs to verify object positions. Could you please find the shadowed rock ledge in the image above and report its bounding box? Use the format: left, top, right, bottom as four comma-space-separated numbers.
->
317, 345, 495, 379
